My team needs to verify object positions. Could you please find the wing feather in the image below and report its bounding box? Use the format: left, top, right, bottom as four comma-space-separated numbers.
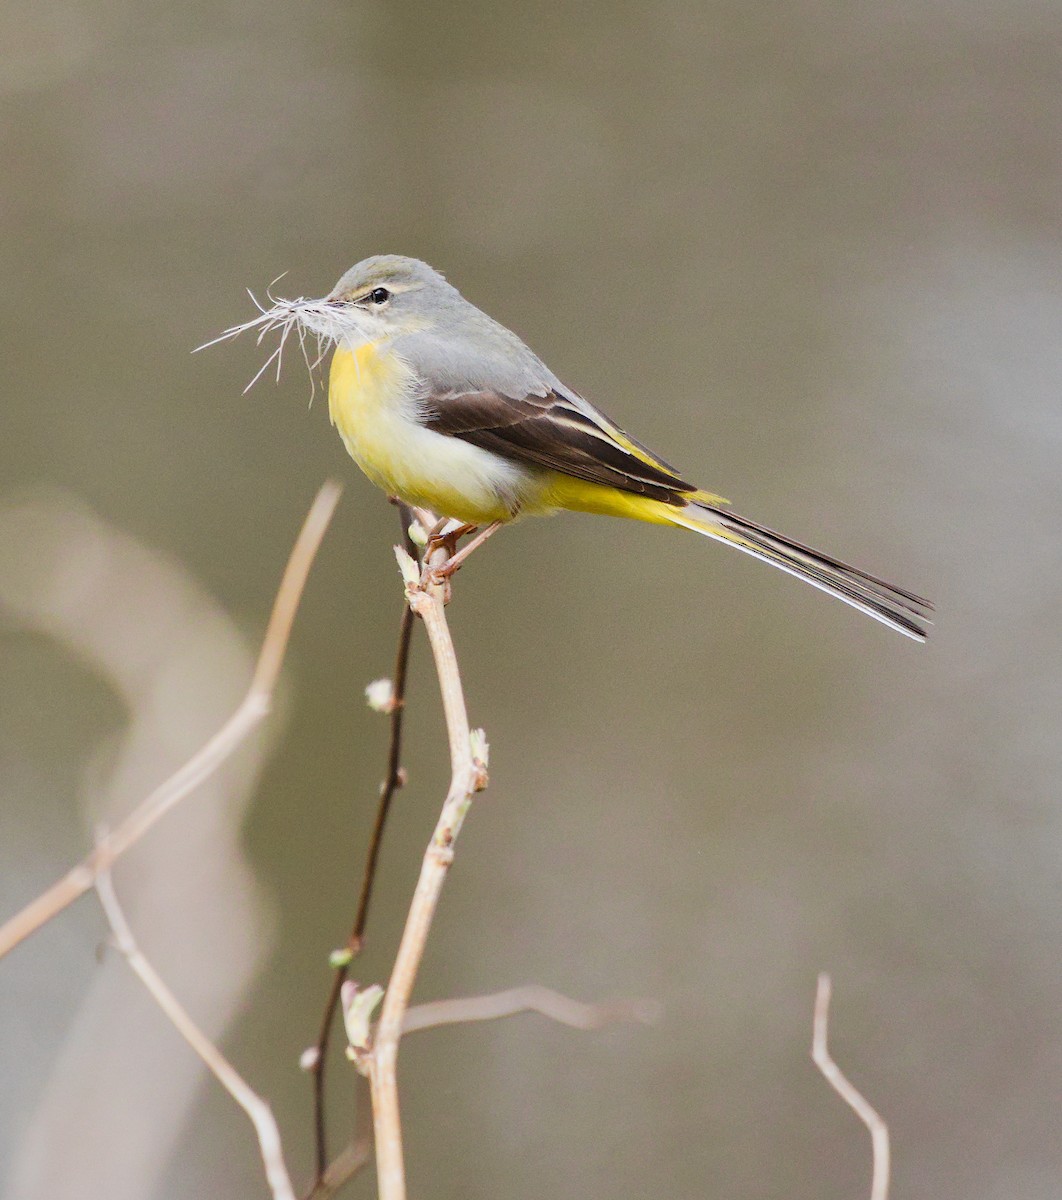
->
421, 386, 696, 505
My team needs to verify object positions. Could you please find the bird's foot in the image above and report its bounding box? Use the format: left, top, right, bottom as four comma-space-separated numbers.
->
422, 520, 504, 598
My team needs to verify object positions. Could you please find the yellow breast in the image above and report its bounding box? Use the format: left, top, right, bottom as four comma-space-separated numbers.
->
328, 341, 405, 444
328, 341, 417, 492
327, 341, 527, 523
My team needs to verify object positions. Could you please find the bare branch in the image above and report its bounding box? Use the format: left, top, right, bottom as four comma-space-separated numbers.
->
304, 1075, 374, 1200
312, 1136, 372, 1200
0, 482, 342, 961
315, 982, 653, 1197
309, 502, 417, 1184
367, 540, 489, 1200
811, 973, 891, 1200
95, 868, 296, 1200
403, 985, 661, 1035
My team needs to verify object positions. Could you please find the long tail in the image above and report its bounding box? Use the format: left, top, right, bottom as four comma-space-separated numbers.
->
666, 499, 933, 641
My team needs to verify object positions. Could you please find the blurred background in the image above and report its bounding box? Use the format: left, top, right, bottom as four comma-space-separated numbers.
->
2, 2, 1060, 1197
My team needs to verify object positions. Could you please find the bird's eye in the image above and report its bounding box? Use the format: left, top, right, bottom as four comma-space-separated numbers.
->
369, 287, 391, 305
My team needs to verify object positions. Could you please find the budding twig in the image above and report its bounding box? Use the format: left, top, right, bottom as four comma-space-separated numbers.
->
308, 503, 417, 1184
367, 537, 489, 1200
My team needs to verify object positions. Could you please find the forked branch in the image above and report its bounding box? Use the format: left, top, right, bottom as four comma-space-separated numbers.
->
0, 482, 342, 961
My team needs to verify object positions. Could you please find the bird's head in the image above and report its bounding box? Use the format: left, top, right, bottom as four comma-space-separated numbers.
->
195, 254, 459, 392
323, 255, 458, 343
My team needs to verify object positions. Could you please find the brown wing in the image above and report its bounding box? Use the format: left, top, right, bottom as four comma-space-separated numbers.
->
421, 386, 696, 506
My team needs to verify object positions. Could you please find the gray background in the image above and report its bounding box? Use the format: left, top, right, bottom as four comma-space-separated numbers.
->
2, 2, 1060, 1197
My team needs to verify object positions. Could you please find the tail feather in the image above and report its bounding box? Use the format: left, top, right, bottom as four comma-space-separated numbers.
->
667, 501, 933, 641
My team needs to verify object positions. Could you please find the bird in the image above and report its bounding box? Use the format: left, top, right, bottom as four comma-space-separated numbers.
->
212, 254, 932, 640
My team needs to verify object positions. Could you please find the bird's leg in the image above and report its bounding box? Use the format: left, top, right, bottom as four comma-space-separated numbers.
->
424, 521, 478, 561
428, 521, 503, 582
418, 520, 479, 605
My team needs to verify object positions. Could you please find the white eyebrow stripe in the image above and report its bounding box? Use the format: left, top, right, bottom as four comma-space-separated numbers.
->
348, 280, 424, 302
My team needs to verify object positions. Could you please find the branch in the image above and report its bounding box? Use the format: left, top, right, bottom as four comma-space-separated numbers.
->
402, 985, 660, 1035
0, 481, 342, 961
349, 597, 416, 954
811, 973, 891, 1200
95, 867, 296, 1200
312, 1132, 373, 1200
366, 543, 489, 1200
308, 502, 417, 1183
313, 982, 654, 1193
304, 1075, 374, 1200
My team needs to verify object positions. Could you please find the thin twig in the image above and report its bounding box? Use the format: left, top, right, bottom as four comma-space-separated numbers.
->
402, 985, 661, 1035
811, 973, 891, 1200
367, 542, 488, 1200
311, 983, 655, 1194
0, 482, 342, 961
305, 1077, 374, 1200
312, 1135, 373, 1200
95, 867, 296, 1200
309, 503, 417, 1184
